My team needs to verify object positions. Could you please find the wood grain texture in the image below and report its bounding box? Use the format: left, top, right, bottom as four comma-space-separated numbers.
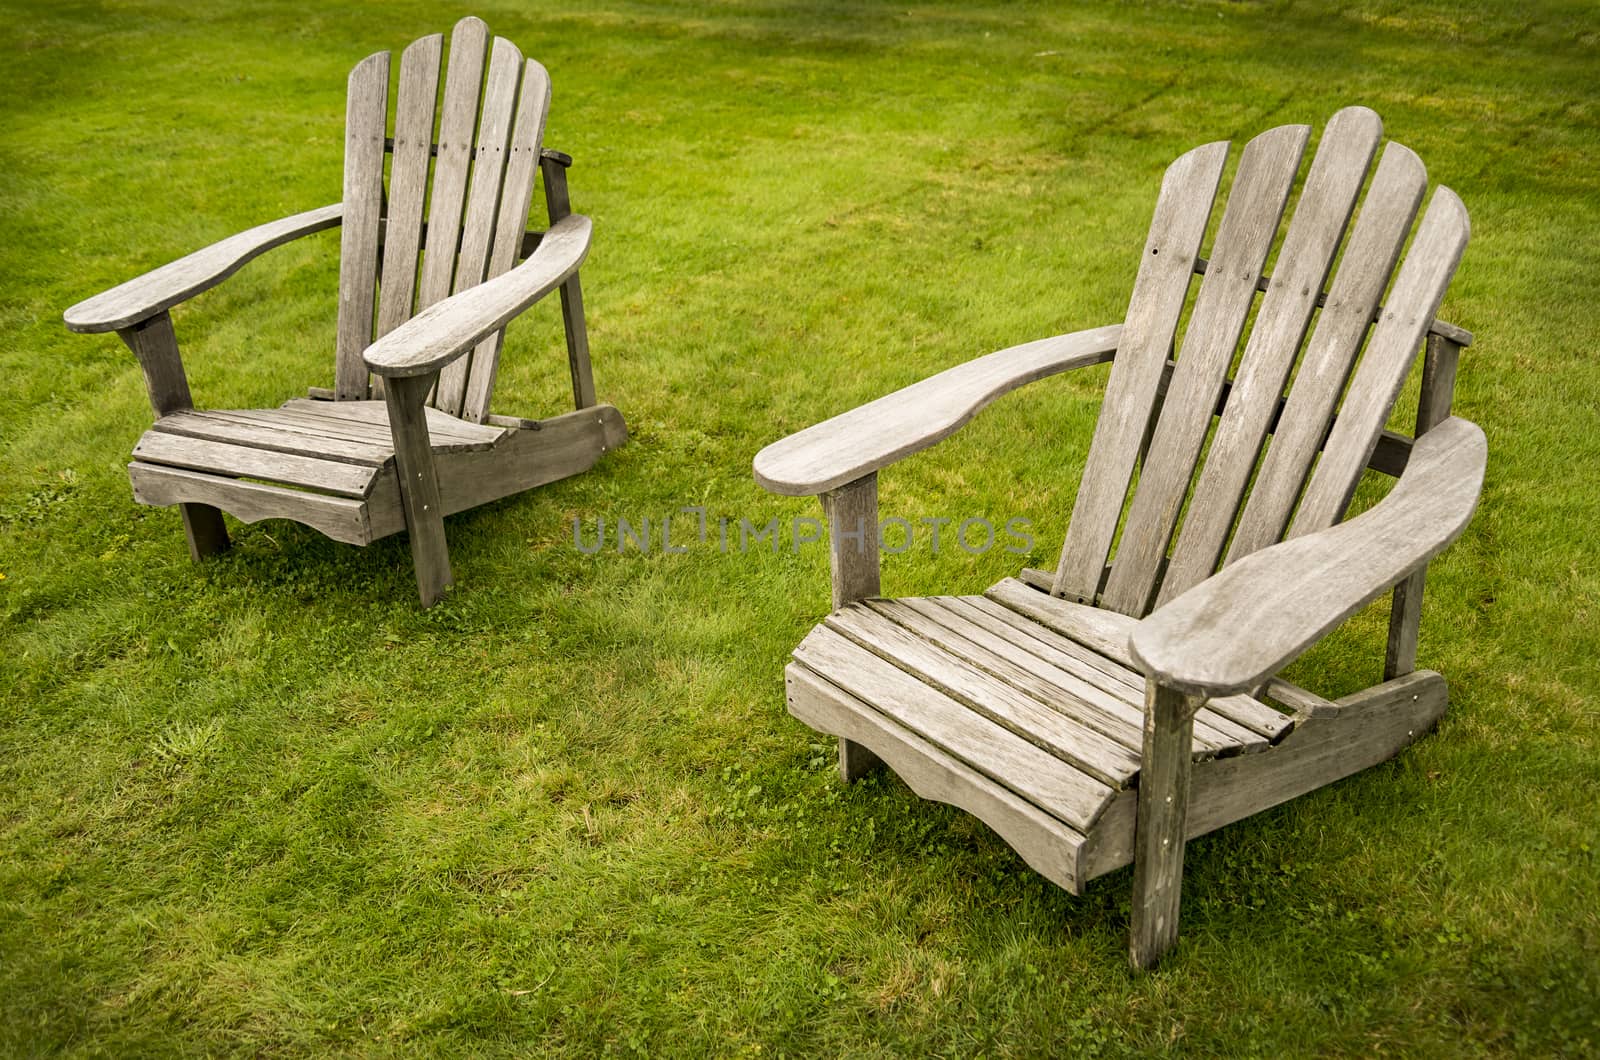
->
1158, 109, 1382, 603
427, 404, 626, 518
826, 603, 1144, 786
375, 34, 443, 341
135, 418, 594, 581
950, 595, 1148, 695
278, 398, 508, 446
148, 402, 503, 466
820, 475, 881, 608
364, 213, 591, 378
117, 311, 193, 417
983, 577, 1292, 740
786, 663, 1087, 894
1051, 142, 1228, 603
895, 598, 1156, 752
335, 50, 389, 400
1082, 671, 1448, 880
754, 324, 1122, 496
132, 432, 380, 498
415, 16, 489, 322
1128, 681, 1198, 969
941, 594, 1266, 748
1099, 124, 1310, 616
894, 598, 1259, 756
1190, 257, 1472, 348
1291, 188, 1470, 535
133, 405, 625, 549
1131, 417, 1485, 696
462, 59, 553, 424
436, 35, 525, 416
1226, 142, 1429, 562
792, 625, 1115, 832
147, 410, 391, 465
64, 204, 342, 333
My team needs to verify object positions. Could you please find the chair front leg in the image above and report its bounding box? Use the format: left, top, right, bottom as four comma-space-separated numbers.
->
119, 311, 230, 560
383, 373, 453, 607
1129, 678, 1201, 969
820, 472, 883, 782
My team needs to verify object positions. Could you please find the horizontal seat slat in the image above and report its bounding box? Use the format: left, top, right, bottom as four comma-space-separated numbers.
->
280, 398, 508, 447
828, 604, 1142, 785
984, 577, 1293, 741
950, 595, 1144, 695
152, 410, 394, 466
949, 596, 1269, 753
792, 625, 1114, 832
132, 432, 378, 498
879, 598, 1153, 753
211, 408, 398, 445
914, 597, 1261, 754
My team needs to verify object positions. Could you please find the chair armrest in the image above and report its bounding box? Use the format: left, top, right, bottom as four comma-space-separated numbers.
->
63, 203, 343, 334
753, 324, 1123, 496
363, 212, 591, 379
1130, 416, 1487, 696
540, 147, 573, 168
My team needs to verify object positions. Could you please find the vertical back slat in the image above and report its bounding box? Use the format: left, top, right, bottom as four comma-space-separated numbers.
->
1156, 107, 1383, 605
1051, 141, 1229, 604
462, 59, 553, 424
1290, 188, 1469, 535
415, 17, 490, 324
1226, 143, 1428, 563
334, 51, 390, 400
375, 34, 443, 341
435, 36, 525, 416
1098, 123, 1309, 616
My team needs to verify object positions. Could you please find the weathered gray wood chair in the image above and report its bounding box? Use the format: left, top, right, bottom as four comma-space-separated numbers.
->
754, 108, 1485, 968
63, 17, 626, 606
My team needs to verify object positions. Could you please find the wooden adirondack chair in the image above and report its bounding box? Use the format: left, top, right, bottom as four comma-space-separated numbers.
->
63, 17, 626, 606
753, 107, 1486, 968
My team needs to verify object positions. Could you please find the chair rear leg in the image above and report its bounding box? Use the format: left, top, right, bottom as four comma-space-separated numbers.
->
559, 273, 596, 411
180, 503, 230, 560
384, 373, 453, 607
838, 738, 882, 783
1129, 679, 1198, 969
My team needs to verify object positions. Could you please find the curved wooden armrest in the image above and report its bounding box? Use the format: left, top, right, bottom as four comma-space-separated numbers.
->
1131, 416, 1487, 696
753, 324, 1124, 496
364, 212, 591, 379
63, 203, 343, 334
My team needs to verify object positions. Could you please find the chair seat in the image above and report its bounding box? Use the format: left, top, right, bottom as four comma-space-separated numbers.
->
131, 398, 511, 499
126, 398, 626, 548
786, 577, 1295, 888
125, 397, 512, 546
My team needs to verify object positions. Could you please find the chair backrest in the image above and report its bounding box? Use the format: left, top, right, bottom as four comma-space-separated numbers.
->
1052, 107, 1470, 617
333, 16, 551, 423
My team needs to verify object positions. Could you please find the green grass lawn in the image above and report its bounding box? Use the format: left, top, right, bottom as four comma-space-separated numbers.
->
3, 0, 1598, 1054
